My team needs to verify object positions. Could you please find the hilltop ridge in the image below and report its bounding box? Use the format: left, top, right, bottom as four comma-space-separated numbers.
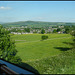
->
1, 21, 75, 27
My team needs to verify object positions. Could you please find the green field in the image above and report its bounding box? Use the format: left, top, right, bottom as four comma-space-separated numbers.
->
11, 34, 72, 62
10, 34, 75, 74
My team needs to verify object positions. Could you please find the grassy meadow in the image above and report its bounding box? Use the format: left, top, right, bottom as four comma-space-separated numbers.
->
26, 49, 75, 74
11, 34, 72, 62
10, 34, 75, 74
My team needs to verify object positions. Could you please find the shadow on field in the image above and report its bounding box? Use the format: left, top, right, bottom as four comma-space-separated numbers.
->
63, 42, 74, 46
54, 41, 72, 51
19, 62, 39, 74
54, 47, 71, 51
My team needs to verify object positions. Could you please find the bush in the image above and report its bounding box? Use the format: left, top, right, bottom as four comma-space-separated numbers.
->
41, 35, 48, 40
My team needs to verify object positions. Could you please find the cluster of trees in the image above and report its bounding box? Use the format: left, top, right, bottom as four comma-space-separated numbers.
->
64, 25, 75, 34
0, 25, 22, 64
24, 28, 30, 33
53, 25, 75, 34
52, 28, 61, 33
10, 28, 30, 33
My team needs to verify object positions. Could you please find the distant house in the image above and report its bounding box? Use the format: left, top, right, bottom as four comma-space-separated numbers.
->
25, 26, 27, 28
58, 31, 61, 34
59, 26, 64, 28
58, 31, 63, 34
22, 32, 26, 34
11, 32, 18, 34
17, 33, 21, 34
14, 33, 18, 34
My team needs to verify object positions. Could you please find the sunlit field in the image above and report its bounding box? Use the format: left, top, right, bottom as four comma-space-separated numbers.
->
10, 34, 75, 74
11, 34, 72, 62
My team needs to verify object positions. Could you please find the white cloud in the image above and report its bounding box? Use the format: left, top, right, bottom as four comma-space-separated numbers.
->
0, 6, 11, 10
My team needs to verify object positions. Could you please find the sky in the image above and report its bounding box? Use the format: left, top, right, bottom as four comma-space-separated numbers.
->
0, 1, 75, 23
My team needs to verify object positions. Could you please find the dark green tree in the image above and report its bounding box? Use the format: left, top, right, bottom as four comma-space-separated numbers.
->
41, 35, 48, 40
0, 25, 22, 64
24, 28, 30, 33
41, 29, 45, 34
57, 28, 61, 32
53, 29, 57, 33
65, 28, 70, 34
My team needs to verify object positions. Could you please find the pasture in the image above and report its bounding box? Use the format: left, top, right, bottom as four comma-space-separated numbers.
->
11, 34, 72, 62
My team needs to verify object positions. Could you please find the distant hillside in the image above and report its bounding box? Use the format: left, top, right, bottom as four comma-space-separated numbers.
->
2, 21, 75, 27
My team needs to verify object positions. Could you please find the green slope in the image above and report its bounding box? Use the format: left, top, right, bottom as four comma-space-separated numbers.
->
2, 21, 75, 27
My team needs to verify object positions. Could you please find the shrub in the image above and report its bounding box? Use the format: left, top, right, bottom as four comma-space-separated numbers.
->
41, 35, 48, 40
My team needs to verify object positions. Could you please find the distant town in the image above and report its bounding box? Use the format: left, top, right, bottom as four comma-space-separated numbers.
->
5, 25, 74, 35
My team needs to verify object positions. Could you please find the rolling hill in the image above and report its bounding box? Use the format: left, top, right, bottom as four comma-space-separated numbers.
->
2, 21, 75, 27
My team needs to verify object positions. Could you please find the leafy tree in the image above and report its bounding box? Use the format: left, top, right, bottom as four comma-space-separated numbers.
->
0, 25, 22, 64
41, 29, 45, 34
53, 29, 57, 33
57, 28, 61, 32
24, 28, 30, 33
41, 35, 48, 40
65, 28, 70, 34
